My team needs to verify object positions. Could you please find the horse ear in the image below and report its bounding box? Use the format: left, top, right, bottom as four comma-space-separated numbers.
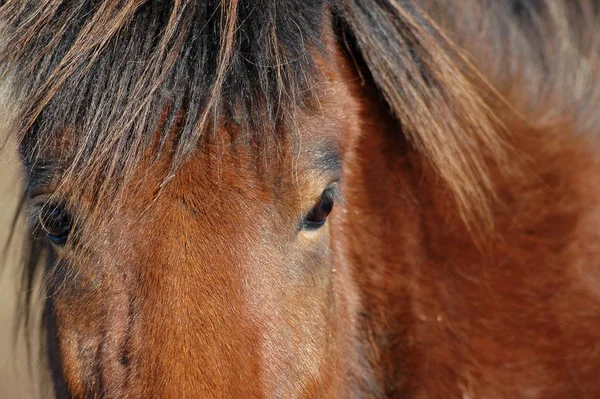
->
332, 0, 507, 227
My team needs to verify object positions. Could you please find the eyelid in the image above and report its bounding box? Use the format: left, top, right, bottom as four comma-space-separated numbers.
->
27, 196, 68, 231
28, 193, 56, 209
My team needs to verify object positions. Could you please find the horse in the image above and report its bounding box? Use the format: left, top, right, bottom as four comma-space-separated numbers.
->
2, 0, 600, 397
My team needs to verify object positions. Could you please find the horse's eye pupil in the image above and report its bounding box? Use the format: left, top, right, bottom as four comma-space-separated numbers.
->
39, 205, 71, 246
303, 190, 335, 230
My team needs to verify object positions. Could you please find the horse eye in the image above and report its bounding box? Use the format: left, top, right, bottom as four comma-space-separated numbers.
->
38, 204, 71, 246
302, 189, 335, 230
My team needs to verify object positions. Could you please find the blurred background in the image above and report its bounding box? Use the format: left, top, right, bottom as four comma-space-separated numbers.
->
0, 130, 42, 396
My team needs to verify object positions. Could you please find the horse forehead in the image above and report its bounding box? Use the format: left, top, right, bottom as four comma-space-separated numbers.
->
122, 125, 339, 198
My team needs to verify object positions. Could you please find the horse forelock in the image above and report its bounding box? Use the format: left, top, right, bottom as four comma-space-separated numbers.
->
0, 0, 327, 205
0, 0, 521, 223
4, 1, 600, 230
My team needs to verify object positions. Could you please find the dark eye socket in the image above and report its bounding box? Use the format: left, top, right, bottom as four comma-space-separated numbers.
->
38, 203, 71, 246
302, 189, 335, 231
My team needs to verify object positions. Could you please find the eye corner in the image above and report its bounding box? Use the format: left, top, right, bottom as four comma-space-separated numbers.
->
299, 186, 339, 233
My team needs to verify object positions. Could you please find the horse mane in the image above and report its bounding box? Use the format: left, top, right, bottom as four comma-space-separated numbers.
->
0, 0, 329, 202
0, 0, 510, 219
